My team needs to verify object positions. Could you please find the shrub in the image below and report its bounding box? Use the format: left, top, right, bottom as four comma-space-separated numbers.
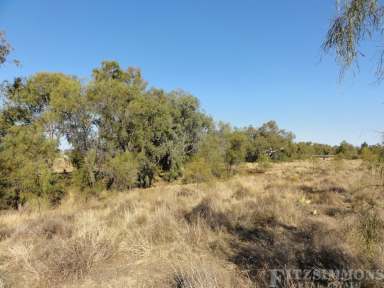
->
357, 206, 384, 256
0, 125, 63, 209
136, 155, 157, 188
336, 140, 358, 159
224, 132, 247, 175
256, 153, 272, 173
44, 229, 115, 282
196, 134, 227, 178
104, 151, 138, 190
183, 157, 213, 184
360, 147, 377, 162
72, 149, 98, 189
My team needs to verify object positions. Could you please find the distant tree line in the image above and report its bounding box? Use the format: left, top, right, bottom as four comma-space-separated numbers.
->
0, 61, 382, 209
1, 0, 384, 209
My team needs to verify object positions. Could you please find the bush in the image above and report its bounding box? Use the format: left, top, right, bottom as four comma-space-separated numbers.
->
194, 134, 227, 178
72, 149, 98, 189
357, 206, 384, 257
336, 140, 358, 159
183, 157, 213, 184
224, 132, 247, 174
103, 151, 138, 190
137, 155, 157, 188
256, 153, 272, 173
360, 147, 377, 162
0, 125, 63, 209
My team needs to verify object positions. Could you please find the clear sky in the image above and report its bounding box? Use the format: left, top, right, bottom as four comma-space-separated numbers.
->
0, 0, 383, 146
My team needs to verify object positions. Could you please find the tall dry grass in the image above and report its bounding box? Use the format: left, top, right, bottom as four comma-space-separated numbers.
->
0, 159, 383, 287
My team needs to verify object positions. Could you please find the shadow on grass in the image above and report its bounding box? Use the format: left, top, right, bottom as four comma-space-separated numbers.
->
228, 219, 358, 287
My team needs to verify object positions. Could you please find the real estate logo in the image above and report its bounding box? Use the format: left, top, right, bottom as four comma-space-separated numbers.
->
269, 269, 384, 288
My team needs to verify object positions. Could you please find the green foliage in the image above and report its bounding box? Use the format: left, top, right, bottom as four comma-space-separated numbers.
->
0, 61, 212, 205
256, 153, 272, 173
86, 62, 211, 184
225, 131, 248, 174
183, 157, 213, 184
292, 142, 335, 159
0, 124, 61, 208
103, 152, 138, 190
182, 132, 228, 183
72, 149, 98, 189
1, 59, 377, 209
359, 143, 383, 163
245, 121, 295, 162
360, 146, 376, 162
136, 154, 156, 188
336, 140, 359, 159
197, 134, 227, 178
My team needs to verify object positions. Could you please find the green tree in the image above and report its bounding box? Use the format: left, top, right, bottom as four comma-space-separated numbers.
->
224, 131, 248, 174
87, 61, 211, 185
245, 121, 295, 162
3, 73, 96, 165
183, 157, 213, 184
73, 149, 98, 189
183, 133, 227, 183
0, 74, 69, 208
103, 151, 138, 190
0, 125, 60, 208
336, 140, 359, 159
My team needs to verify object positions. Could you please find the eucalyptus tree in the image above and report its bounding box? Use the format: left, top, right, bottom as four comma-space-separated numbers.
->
244, 121, 295, 162
1, 73, 95, 155
324, 0, 384, 79
88, 61, 212, 185
0, 75, 67, 208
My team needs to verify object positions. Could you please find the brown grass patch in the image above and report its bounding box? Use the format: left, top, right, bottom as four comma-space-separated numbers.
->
1, 159, 383, 287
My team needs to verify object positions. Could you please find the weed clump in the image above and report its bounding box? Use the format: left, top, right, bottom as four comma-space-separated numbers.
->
356, 206, 384, 257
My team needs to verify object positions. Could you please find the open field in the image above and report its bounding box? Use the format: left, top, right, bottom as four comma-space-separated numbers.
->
2, 2, 384, 287
0, 159, 383, 287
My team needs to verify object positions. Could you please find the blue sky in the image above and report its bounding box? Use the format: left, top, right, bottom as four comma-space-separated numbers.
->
0, 0, 383, 145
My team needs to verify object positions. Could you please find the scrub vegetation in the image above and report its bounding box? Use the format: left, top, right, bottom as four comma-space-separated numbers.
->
1, 61, 380, 209
1, 1, 384, 285
1, 159, 384, 287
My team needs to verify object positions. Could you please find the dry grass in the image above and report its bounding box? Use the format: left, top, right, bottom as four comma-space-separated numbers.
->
0, 159, 383, 287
